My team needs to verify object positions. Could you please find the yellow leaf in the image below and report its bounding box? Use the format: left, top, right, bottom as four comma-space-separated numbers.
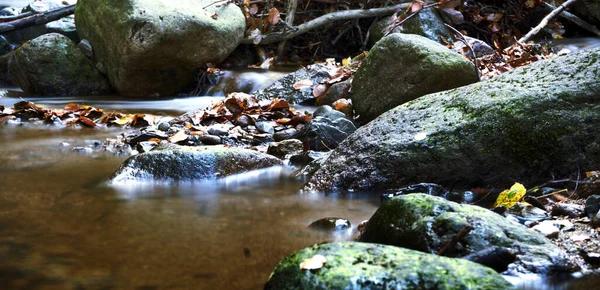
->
341, 57, 352, 68
299, 254, 327, 270
493, 182, 526, 208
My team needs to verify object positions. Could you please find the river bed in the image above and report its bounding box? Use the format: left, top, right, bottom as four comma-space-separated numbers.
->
0, 95, 379, 289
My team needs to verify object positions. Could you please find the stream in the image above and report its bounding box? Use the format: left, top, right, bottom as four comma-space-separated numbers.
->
0, 83, 380, 289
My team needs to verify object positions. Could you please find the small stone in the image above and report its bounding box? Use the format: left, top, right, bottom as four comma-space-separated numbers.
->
207, 124, 231, 136
78, 39, 93, 58
531, 221, 560, 239
585, 195, 600, 218
551, 203, 585, 218
256, 121, 275, 134
58, 142, 71, 148
157, 121, 170, 132
137, 141, 158, 153
267, 139, 303, 158
72, 147, 93, 154
273, 128, 297, 141
308, 217, 351, 231
234, 114, 254, 127
198, 135, 221, 145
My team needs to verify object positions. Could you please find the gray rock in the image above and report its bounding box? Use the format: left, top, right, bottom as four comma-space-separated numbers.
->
572, 0, 600, 27
255, 121, 275, 134
267, 139, 303, 158
532, 221, 560, 239
359, 194, 578, 275
305, 47, 600, 191
198, 134, 221, 145
317, 78, 351, 106
136, 141, 158, 153
8, 33, 112, 96
253, 63, 333, 104
75, 0, 245, 96
585, 195, 600, 218
370, 9, 455, 44
77, 39, 93, 58
450, 36, 495, 58
273, 128, 297, 141
265, 242, 514, 290
296, 106, 357, 151
110, 144, 281, 182
352, 33, 478, 123
308, 217, 351, 231
507, 202, 549, 223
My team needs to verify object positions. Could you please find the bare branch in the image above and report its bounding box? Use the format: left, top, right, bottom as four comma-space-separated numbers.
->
518, 0, 578, 43
0, 4, 75, 34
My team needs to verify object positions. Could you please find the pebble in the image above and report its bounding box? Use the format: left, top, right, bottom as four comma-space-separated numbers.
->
273, 128, 297, 141
255, 121, 275, 134
72, 147, 93, 154
532, 221, 560, 239
585, 195, 600, 218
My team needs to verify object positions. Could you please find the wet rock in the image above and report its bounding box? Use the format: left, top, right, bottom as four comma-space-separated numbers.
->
359, 194, 579, 276
352, 33, 479, 124
316, 79, 351, 106
72, 147, 93, 154
273, 128, 297, 141
449, 36, 495, 58
267, 139, 303, 158
157, 121, 170, 132
75, 0, 245, 96
370, 9, 455, 44
381, 183, 448, 204
202, 69, 287, 96
234, 114, 254, 127
551, 203, 585, 218
127, 130, 169, 148
585, 195, 600, 218
289, 150, 328, 168
305, 48, 600, 192
255, 121, 275, 134
253, 63, 333, 104
296, 105, 356, 151
308, 217, 351, 231
136, 141, 158, 153
207, 124, 231, 136
265, 242, 514, 290
507, 202, 549, 224
572, 0, 600, 27
78, 39, 93, 58
110, 143, 281, 182
0, 7, 18, 16
8, 33, 111, 96
532, 221, 560, 239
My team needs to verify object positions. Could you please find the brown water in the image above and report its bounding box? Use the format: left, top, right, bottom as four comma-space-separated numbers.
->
0, 102, 379, 289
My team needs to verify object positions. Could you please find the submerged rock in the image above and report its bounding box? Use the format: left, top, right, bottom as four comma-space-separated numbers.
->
75, 0, 245, 96
296, 105, 356, 151
305, 47, 600, 191
308, 217, 351, 232
359, 194, 578, 276
351, 33, 478, 123
8, 33, 111, 96
265, 242, 514, 289
110, 143, 281, 182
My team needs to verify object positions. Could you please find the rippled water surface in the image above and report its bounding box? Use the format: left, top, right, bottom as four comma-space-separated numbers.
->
0, 96, 379, 289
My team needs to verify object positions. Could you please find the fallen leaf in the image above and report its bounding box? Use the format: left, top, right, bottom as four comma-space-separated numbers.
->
168, 130, 189, 143
313, 84, 328, 98
293, 79, 313, 90
267, 8, 280, 25
300, 254, 327, 270
411, 0, 423, 13
78, 115, 96, 127
493, 182, 526, 208
211, 13, 218, 19
64, 103, 80, 111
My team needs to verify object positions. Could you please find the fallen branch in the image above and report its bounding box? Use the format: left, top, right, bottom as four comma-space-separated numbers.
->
241, 3, 412, 45
445, 23, 480, 81
436, 225, 473, 256
518, 0, 578, 43
0, 4, 75, 34
545, 2, 600, 38
0, 12, 34, 23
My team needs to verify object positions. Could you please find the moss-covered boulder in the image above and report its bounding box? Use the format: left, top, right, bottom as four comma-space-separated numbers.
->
359, 194, 578, 275
8, 33, 111, 96
265, 241, 514, 289
306, 47, 600, 191
75, 0, 245, 96
110, 144, 281, 182
351, 33, 478, 124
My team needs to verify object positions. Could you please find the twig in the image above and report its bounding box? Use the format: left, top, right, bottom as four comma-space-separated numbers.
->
437, 225, 473, 256
202, 0, 231, 10
545, 2, 600, 38
277, 0, 298, 61
0, 5, 74, 34
518, 0, 578, 43
445, 23, 480, 81
242, 2, 412, 45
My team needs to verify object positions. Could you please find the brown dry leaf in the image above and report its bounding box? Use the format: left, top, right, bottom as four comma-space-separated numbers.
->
267, 8, 280, 25
78, 116, 96, 127
266, 98, 290, 111
411, 0, 423, 13
249, 4, 258, 15
148, 138, 162, 143
525, 0, 536, 8
586, 171, 600, 178
313, 84, 328, 98
293, 79, 313, 90
211, 13, 218, 20
488, 22, 502, 33
300, 254, 327, 270
276, 118, 291, 125
333, 99, 352, 116
64, 103, 80, 111
439, 0, 461, 9
168, 130, 189, 143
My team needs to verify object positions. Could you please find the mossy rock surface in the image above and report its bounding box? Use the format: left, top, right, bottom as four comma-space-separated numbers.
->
359, 194, 577, 275
8, 33, 111, 96
75, 0, 245, 96
351, 33, 478, 123
265, 241, 514, 290
306, 47, 600, 191
110, 144, 281, 182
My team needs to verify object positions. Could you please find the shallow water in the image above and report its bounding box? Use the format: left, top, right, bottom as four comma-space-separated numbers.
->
0, 98, 379, 289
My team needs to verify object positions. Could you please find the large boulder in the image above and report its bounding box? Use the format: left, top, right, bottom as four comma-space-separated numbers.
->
351, 33, 478, 124
110, 144, 282, 182
305, 47, 600, 191
359, 194, 578, 276
265, 242, 514, 289
75, 0, 245, 96
8, 33, 111, 96
571, 0, 600, 27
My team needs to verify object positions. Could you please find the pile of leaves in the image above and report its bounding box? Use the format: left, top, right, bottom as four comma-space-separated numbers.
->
0, 101, 158, 128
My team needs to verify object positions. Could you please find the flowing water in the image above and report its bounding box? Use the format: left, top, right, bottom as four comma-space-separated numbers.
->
0, 88, 379, 290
